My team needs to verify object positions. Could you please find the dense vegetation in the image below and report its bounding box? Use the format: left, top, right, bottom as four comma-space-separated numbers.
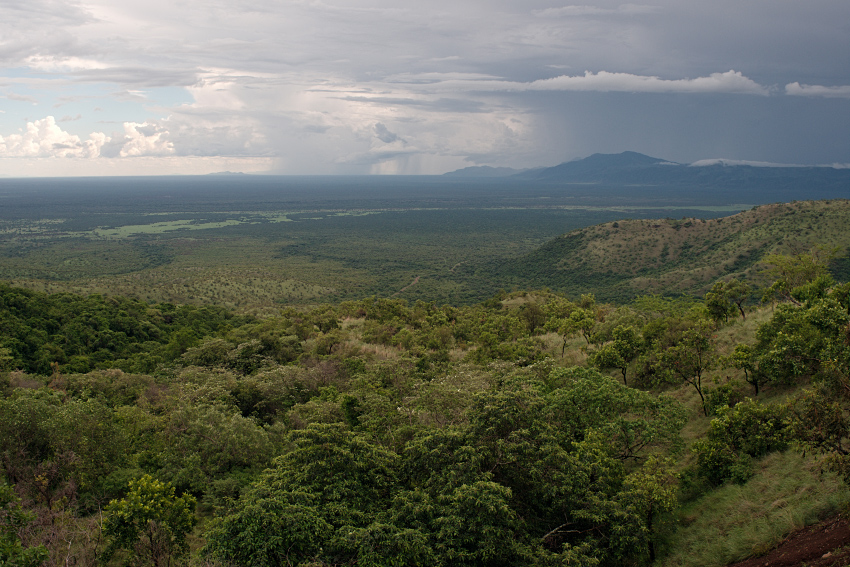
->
2, 213, 850, 566
0, 194, 850, 567
0, 283, 247, 375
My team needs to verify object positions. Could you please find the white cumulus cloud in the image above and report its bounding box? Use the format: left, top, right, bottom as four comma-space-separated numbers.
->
785, 82, 850, 99
0, 116, 107, 158
0, 117, 178, 159
114, 122, 175, 157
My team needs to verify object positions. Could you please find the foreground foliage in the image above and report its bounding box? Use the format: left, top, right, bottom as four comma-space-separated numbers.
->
0, 228, 848, 566
204, 369, 685, 566
102, 475, 196, 567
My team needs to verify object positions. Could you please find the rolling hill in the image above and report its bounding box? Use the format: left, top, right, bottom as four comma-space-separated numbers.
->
488, 199, 850, 301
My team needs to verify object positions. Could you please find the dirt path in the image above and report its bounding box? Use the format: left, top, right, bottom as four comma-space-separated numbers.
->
727, 514, 850, 567
392, 276, 420, 296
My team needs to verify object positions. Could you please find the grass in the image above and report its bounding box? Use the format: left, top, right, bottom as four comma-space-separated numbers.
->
93, 218, 247, 237
659, 451, 850, 566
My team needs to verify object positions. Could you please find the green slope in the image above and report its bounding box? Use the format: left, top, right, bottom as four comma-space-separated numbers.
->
494, 199, 850, 301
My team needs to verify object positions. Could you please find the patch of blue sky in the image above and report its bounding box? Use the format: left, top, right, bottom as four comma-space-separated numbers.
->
1, 73, 193, 138
141, 87, 193, 108
0, 99, 38, 133
0, 72, 41, 132
0, 67, 37, 79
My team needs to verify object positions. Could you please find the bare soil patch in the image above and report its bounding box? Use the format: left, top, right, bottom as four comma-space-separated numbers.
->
728, 514, 850, 567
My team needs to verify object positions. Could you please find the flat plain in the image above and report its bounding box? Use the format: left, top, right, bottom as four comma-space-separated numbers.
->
0, 175, 749, 313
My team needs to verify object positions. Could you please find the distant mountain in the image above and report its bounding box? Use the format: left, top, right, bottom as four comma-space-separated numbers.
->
513, 151, 678, 181
443, 165, 526, 177
491, 151, 850, 208
489, 199, 850, 303
511, 151, 850, 188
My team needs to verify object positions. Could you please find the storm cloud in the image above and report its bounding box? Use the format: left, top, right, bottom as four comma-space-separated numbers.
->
0, 0, 847, 175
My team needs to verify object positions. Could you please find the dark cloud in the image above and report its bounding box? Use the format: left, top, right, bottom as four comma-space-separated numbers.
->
521, 90, 850, 166
374, 123, 401, 144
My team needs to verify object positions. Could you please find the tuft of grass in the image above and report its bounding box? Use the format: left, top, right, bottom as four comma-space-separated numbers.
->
659, 451, 850, 567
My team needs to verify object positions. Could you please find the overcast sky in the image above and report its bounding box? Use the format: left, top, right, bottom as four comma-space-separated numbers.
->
1, 0, 848, 176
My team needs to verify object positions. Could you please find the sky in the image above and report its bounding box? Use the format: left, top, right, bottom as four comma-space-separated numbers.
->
0, 0, 848, 176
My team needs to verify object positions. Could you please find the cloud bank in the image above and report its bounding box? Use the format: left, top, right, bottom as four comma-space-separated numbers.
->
0, 117, 176, 160
0, 117, 106, 158
429, 70, 769, 95
0, 0, 847, 174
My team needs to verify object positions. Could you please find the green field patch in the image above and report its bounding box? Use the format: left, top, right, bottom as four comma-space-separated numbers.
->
94, 219, 245, 238
88, 211, 384, 238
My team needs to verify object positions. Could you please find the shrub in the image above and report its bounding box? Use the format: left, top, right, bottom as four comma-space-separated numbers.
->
693, 399, 790, 485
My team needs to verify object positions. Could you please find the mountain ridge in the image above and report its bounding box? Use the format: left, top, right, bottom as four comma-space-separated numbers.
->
441, 153, 850, 198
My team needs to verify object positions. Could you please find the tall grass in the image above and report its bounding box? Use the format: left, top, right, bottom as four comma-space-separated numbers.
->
659, 451, 850, 566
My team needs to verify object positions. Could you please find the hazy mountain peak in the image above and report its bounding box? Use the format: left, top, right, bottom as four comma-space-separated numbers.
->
572, 151, 678, 167
442, 165, 524, 177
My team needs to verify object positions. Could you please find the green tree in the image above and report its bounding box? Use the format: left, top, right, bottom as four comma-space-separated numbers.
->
657, 320, 717, 416
616, 456, 678, 564
727, 344, 768, 395
705, 281, 736, 324
782, 292, 850, 482
203, 491, 333, 567
791, 389, 850, 482
588, 325, 643, 385
0, 349, 13, 395
156, 401, 274, 494
102, 475, 196, 567
761, 245, 838, 304
726, 279, 752, 320
750, 297, 848, 386
545, 308, 595, 355
705, 279, 752, 323
693, 399, 790, 485
204, 424, 401, 566
546, 368, 686, 462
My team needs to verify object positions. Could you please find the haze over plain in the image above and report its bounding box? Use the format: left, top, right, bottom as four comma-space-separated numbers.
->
0, 0, 848, 176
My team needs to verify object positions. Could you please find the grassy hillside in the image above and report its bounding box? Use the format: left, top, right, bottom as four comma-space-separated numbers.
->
495, 199, 850, 301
